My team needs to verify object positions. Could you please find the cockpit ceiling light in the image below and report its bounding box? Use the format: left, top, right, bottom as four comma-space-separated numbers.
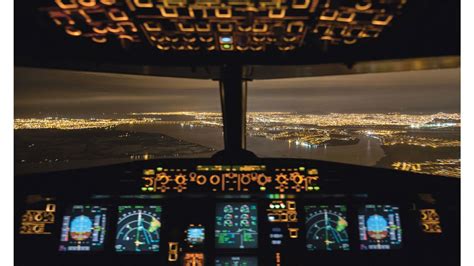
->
43, 0, 406, 52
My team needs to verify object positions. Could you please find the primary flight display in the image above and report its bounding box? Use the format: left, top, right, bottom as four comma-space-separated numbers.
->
358, 204, 403, 250
59, 205, 107, 252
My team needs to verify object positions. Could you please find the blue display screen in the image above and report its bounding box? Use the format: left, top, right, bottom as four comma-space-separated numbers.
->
59, 205, 107, 252
186, 226, 205, 245
358, 204, 403, 250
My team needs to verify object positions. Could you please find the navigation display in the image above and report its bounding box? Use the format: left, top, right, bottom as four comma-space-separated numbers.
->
358, 204, 403, 250
215, 256, 258, 266
305, 205, 350, 251
59, 205, 107, 252
215, 203, 258, 249
115, 205, 162, 252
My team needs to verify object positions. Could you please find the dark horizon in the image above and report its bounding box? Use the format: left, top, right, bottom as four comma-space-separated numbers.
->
14, 67, 460, 117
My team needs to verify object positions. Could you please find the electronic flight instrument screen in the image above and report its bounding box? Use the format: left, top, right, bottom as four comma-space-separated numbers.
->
358, 205, 403, 250
215, 202, 258, 249
115, 205, 162, 252
186, 225, 205, 246
215, 256, 259, 266
305, 205, 350, 251
59, 205, 107, 252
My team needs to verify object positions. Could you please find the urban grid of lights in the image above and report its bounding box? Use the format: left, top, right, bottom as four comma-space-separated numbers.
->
14, 112, 460, 177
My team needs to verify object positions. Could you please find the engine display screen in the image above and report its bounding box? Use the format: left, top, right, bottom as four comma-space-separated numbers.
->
115, 205, 162, 252
358, 204, 403, 250
215, 202, 258, 249
215, 256, 258, 266
59, 205, 107, 252
305, 205, 350, 251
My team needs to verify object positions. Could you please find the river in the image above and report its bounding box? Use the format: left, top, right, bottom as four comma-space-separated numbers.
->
118, 124, 386, 166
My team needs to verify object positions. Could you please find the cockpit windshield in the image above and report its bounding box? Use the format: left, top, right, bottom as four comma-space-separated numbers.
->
14, 67, 460, 177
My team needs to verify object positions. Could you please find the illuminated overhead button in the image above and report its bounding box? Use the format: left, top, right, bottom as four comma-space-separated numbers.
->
288, 228, 299, 238
292, 0, 310, 9
159, 6, 179, 17
196, 23, 211, 32
215, 7, 232, 18
108, 8, 129, 21
219, 36, 233, 44
164, 0, 187, 7
178, 22, 195, 32
252, 35, 265, 42
78, 0, 96, 7
283, 35, 297, 42
199, 36, 214, 42
143, 21, 162, 32
355, 0, 372, 11
65, 26, 82, 36
372, 14, 394, 26
93, 26, 108, 34
217, 23, 233, 32
320, 10, 338, 21
253, 23, 268, 33
268, 8, 286, 19
267, 36, 277, 42
343, 38, 357, 45
238, 25, 252, 32
134, 0, 153, 8
55, 0, 79, 9
278, 45, 295, 51
236, 45, 249, 51
220, 43, 234, 51
337, 12, 356, 23
157, 44, 171, 50
92, 36, 107, 43
183, 36, 196, 42
100, 0, 116, 5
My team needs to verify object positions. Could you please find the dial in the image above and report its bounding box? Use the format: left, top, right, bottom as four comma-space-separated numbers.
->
115, 205, 162, 252
305, 205, 350, 251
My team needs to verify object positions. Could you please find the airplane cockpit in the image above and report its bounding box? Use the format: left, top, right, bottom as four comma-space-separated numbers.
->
15, 1, 460, 265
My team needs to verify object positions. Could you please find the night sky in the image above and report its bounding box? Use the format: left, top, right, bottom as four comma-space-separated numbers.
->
14, 67, 460, 117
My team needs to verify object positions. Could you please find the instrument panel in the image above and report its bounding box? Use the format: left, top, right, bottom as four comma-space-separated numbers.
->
15, 158, 459, 265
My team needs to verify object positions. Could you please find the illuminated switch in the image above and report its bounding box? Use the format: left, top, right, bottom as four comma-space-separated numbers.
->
220, 43, 234, 51
219, 36, 233, 44
307, 169, 318, 175
143, 169, 155, 175
288, 228, 299, 238
168, 242, 179, 262
268, 214, 277, 222
287, 201, 296, 210
288, 212, 297, 222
